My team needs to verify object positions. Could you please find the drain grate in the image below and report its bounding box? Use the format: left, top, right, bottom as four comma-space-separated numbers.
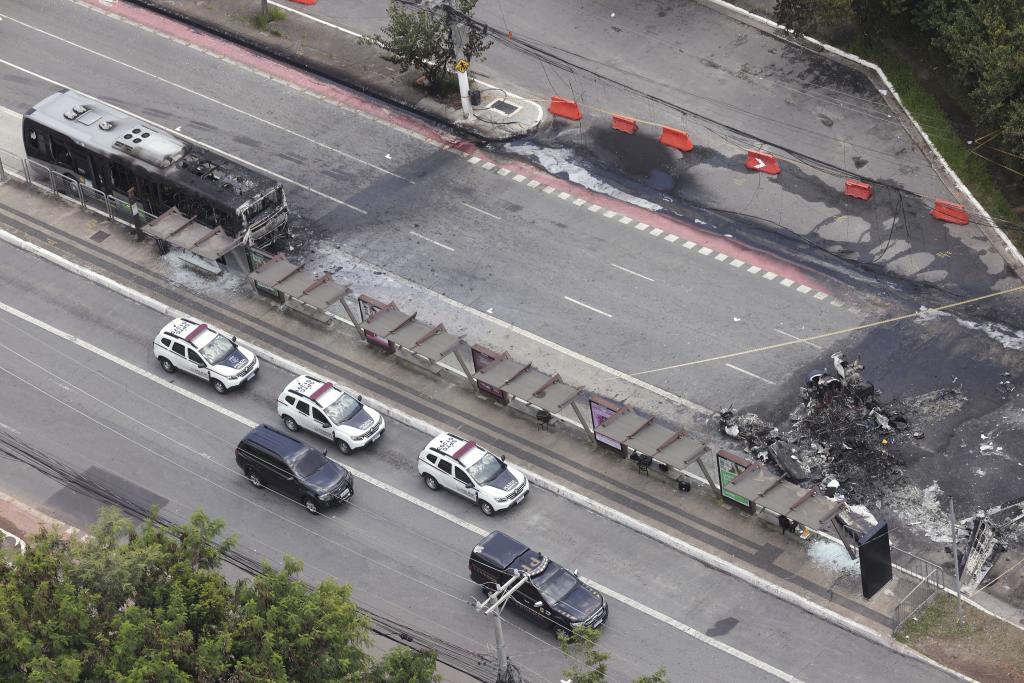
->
90, 230, 109, 243
489, 99, 520, 116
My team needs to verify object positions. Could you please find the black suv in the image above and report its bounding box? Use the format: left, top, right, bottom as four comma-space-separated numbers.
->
235, 424, 354, 514
469, 531, 608, 632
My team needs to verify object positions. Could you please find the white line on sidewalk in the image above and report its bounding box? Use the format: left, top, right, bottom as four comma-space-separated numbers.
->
610, 263, 655, 282
725, 363, 776, 385
774, 328, 823, 350
0, 296, 799, 681
409, 230, 455, 252
460, 201, 502, 221
0, 56, 369, 214
563, 296, 613, 318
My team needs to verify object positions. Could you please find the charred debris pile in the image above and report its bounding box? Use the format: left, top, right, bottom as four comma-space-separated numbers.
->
716, 352, 922, 506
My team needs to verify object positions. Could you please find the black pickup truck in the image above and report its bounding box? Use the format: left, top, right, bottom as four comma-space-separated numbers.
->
469, 531, 608, 632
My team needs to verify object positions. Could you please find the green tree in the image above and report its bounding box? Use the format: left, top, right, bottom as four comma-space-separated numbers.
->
0, 507, 429, 682
364, 0, 492, 92
558, 626, 667, 683
367, 646, 441, 683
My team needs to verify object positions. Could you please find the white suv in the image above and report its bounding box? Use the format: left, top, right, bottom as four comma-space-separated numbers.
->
153, 317, 259, 393
417, 433, 529, 516
277, 375, 385, 454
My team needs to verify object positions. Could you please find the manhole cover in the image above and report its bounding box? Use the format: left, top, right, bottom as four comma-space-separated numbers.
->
489, 99, 520, 116
90, 230, 109, 243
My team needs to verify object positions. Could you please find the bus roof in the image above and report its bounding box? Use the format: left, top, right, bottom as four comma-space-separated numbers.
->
25, 90, 280, 213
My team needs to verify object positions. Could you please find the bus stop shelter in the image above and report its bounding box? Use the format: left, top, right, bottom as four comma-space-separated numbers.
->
472, 357, 584, 429
249, 253, 354, 324
724, 463, 850, 555
595, 409, 712, 489
142, 207, 242, 269
359, 303, 474, 383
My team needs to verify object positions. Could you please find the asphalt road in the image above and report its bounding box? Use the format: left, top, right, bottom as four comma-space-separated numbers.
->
0, 231, 960, 682
0, 0, 869, 415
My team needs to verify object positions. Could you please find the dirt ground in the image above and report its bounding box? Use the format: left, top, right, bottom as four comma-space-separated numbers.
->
896, 594, 1024, 682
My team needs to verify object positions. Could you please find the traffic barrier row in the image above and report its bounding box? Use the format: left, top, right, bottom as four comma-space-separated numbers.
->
546, 95, 973, 225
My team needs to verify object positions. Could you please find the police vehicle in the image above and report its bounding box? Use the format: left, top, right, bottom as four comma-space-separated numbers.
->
417, 433, 528, 516
277, 375, 385, 454
153, 317, 259, 393
469, 531, 608, 632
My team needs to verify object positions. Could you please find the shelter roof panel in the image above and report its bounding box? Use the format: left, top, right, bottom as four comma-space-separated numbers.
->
363, 307, 416, 338
656, 434, 707, 469
528, 382, 579, 413
413, 331, 462, 362
250, 254, 302, 288
725, 466, 782, 500
789, 496, 844, 529
624, 423, 676, 457
474, 359, 530, 387
388, 318, 434, 348
503, 368, 554, 399
596, 411, 650, 444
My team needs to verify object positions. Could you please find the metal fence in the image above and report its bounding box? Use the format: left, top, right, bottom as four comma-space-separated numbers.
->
891, 546, 948, 632
0, 148, 158, 229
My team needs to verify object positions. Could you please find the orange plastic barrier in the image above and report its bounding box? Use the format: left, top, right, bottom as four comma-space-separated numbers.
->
659, 126, 693, 152
930, 200, 969, 225
549, 96, 582, 121
844, 179, 872, 200
611, 114, 638, 134
746, 150, 780, 175
288, 0, 317, 4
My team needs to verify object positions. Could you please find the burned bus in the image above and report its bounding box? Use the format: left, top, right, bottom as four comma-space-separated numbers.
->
22, 90, 288, 246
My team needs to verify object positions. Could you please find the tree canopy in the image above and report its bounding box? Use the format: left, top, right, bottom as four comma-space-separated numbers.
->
365, 0, 492, 91
0, 507, 438, 682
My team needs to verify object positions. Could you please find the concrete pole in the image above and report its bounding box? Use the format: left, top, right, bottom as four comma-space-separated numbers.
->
949, 497, 964, 626
457, 69, 473, 120
493, 607, 507, 681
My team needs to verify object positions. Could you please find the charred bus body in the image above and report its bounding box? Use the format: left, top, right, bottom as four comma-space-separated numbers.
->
23, 90, 287, 246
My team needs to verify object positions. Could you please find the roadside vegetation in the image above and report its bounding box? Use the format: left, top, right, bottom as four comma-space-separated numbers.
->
771, 0, 1024, 247
0, 507, 439, 682
895, 593, 1024, 681
250, 4, 287, 36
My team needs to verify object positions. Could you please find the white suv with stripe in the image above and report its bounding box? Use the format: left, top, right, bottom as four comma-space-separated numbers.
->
153, 317, 259, 393
277, 375, 385, 454
417, 433, 529, 516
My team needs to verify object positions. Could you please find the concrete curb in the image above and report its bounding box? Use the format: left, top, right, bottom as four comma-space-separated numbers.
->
0, 487, 86, 540
121, 0, 540, 144
0, 224, 975, 681
700, 0, 1024, 283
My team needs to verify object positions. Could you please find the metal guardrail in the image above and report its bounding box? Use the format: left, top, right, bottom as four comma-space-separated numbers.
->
891, 547, 948, 632
0, 148, 158, 228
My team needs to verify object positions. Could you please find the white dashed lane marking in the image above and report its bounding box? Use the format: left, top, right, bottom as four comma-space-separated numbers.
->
725, 363, 777, 385
409, 230, 455, 252
610, 263, 655, 282
563, 296, 614, 318
460, 202, 502, 221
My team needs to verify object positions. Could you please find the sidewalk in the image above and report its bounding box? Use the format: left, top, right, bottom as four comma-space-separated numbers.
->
2, 169, 1008, 672
126, 0, 542, 142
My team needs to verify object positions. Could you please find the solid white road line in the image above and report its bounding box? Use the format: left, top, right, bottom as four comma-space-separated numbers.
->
0, 296, 800, 680
409, 230, 455, 252
0, 57, 368, 215
725, 363, 777, 385
1, 12, 413, 183
774, 328, 823, 350
563, 296, 613, 318
460, 201, 502, 221
610, 263, 655, 282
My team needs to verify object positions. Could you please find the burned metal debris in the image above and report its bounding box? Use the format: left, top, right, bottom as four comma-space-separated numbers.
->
716, 352, 912, 504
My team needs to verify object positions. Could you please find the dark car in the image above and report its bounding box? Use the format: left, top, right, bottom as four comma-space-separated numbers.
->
235, 424, 353, 514
469, 531, 608, 632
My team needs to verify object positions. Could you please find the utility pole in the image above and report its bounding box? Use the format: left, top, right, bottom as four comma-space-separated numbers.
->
447, 5, 474, 120
949, 497, 964, 626
476, 572, 528, 682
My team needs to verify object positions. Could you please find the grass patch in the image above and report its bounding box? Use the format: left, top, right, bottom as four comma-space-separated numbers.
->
249, 6, 287, 37
841, 37, 1020, 249
896, 593, 1024, 681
